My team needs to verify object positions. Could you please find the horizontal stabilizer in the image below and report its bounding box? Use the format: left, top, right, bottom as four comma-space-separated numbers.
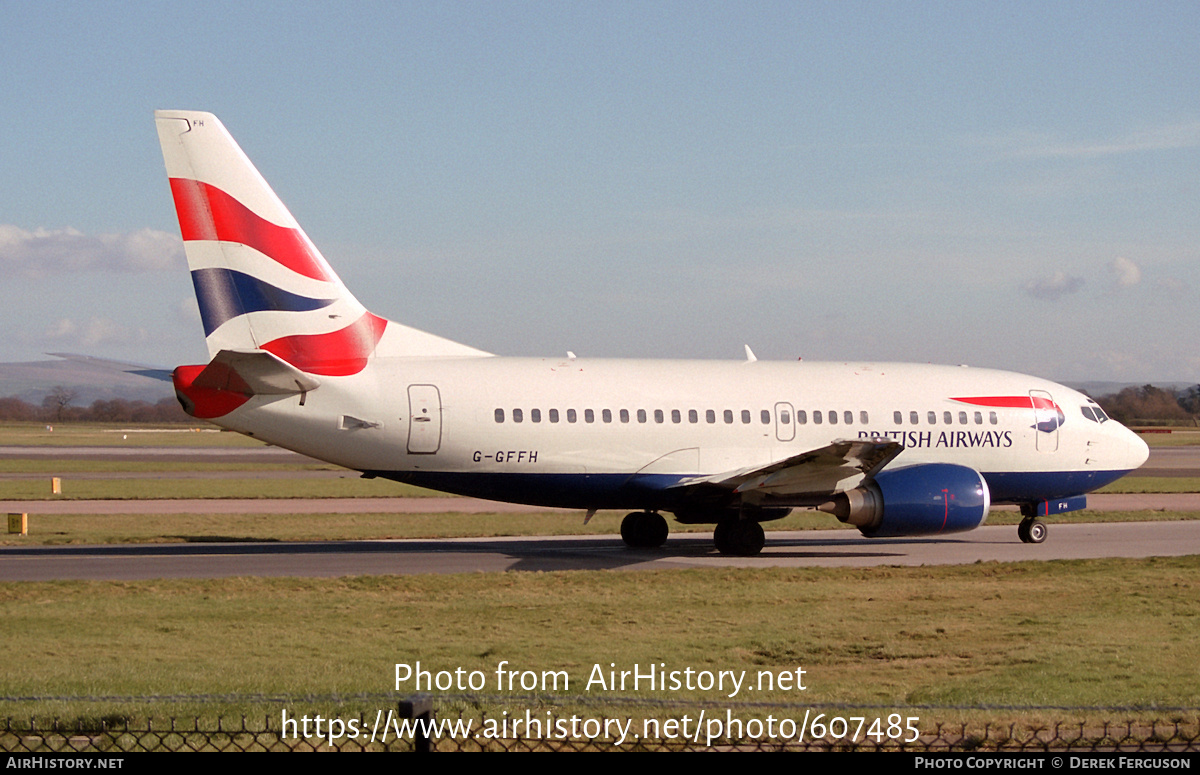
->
48, 353, 173, 383
192, 349, 321, 396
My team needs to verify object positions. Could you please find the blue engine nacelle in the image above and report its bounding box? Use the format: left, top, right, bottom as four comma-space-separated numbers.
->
820, 463, 991, 537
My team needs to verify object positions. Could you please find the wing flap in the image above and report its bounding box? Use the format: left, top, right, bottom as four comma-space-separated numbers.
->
671, 438, 904, 501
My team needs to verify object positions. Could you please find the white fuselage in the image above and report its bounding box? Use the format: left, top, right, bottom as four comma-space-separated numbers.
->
208, 355, 1148, 513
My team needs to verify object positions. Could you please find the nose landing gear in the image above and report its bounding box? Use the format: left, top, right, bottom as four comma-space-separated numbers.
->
1018, 517, 1047, 544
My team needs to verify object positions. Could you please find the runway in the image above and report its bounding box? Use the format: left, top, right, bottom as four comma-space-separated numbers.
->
1, 444, 1197, 581
1, 521, 1197, 581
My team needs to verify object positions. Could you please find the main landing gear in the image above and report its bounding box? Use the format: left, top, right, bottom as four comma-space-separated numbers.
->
713, 519, 765, 557
1017, 517, 1047, 544
620, 511, 669, 549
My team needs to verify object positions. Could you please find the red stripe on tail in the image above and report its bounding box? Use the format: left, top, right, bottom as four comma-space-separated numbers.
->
261, 312, 388, 376
169, 178, 334, 282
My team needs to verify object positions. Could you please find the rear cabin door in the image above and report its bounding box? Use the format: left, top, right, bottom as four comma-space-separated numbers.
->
407, 384, 442, 454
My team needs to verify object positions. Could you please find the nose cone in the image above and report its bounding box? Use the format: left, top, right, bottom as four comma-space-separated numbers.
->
1118, 423, 1150, 471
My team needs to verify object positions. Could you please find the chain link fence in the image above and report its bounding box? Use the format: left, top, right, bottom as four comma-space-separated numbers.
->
3, 696, 1199, 752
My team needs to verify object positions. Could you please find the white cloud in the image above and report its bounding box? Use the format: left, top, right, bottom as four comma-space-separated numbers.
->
1021, 271, 1085, 300
969, 122, 1200, 160
0, 225, 184, 277
44, 316, 149, 347
1110, 256, 1141, 288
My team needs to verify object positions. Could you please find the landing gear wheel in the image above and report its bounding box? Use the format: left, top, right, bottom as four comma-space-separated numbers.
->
1018, 517, 1047, 544
620, 511, 668, 548
713, 519, 765, 556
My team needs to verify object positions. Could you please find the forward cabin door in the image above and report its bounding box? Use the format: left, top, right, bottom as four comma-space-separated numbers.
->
407, 384, 442, 454
1030, 389, 1059, 453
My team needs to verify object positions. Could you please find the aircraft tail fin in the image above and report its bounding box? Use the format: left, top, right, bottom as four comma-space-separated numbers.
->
155, 110, 488, 375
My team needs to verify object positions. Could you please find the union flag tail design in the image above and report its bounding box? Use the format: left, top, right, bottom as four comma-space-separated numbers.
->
155, 110, 487, 377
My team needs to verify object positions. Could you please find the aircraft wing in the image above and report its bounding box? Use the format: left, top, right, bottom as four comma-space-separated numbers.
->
668, 438, 904, 502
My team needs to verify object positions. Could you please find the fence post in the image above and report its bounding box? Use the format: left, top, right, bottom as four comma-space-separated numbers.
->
397, 697, 434, 752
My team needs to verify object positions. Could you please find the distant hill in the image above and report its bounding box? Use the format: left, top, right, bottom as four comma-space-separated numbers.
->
0, 358, 174, 405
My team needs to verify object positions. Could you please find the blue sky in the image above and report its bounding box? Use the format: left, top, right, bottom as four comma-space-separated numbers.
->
1, 1, 1197, 382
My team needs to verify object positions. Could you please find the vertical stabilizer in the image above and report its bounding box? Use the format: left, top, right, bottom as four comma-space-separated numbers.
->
155, 110, 488, 375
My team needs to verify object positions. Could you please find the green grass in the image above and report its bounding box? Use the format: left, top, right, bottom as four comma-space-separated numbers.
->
0, 476, 438, 501
0, 557, 1196, 722
1098, 476, 1200, 493
1138, 429, 1200, 447
0, 422, 263, 447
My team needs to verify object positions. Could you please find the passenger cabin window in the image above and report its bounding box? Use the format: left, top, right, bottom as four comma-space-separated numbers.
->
672, 410, 682, 424
894, 411, 903, 425
688, 409, 698, 423
602, 409, 612, 423
620, 409, 630, 423
585, 409, 595, 423
761, 410, 771, 424
531, 408, 541, 423
637, 409, 647, 423
844, 410, 853, 425
910, 411, 919, 425
860, 411, 869, 424
706, 409, 716, 424
567, 409, 577, 423
958, 411, 967, 424
974, 411, 983, 424
943, 411, 952, 424
927, 411, 937, 424
989, 411, 998, 425
796, 410, 807, 425
828, 411, 837, 425
655, 409, 665, 424
495, 408, 505, 423
549, 408, 559, 423
724, 410, 734, 424
812, 410, 822, 425
741, 410, 751, 424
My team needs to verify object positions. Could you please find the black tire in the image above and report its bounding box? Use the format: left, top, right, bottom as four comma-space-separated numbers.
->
713, 520, 732, 555
1017, 519, 1032, 543
1027, 519, 1047, 544
621, 511, 668, 548
714, 520, 765, 556
643, 512, 669, 548
735, 520, 765, 556
620, 512, 644, 547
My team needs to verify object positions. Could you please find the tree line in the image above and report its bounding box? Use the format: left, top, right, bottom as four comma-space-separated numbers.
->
0, 387, 189, 423
1095, 384, 1200, 426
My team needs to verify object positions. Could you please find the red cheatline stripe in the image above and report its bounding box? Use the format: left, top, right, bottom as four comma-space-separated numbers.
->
950, 396, 1034, 408
262, 312, 388, 376
169, 178, 333, 282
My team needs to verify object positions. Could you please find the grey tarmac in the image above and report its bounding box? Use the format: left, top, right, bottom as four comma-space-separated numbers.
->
1, 521, 1198, 581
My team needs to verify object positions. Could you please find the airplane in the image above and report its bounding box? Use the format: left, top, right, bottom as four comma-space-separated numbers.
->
153, 110, 1150, 556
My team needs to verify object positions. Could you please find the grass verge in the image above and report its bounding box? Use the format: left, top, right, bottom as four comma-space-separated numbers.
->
0, 557, 1195, 723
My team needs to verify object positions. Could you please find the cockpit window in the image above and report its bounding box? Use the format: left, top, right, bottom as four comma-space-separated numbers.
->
1081, 406, 1097, 422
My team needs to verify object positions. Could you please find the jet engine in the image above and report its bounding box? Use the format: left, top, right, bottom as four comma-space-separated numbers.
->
818, 463, 990, 537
